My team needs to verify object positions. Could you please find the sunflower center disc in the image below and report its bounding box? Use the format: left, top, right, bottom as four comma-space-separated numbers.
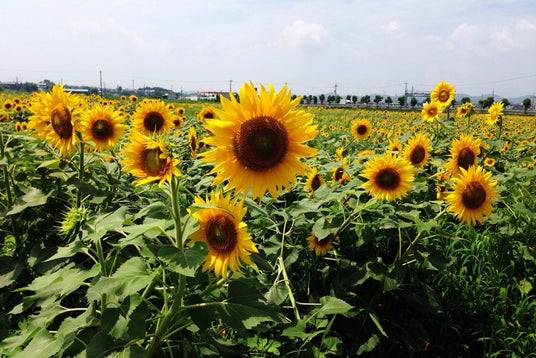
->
334, 167, 345, 181
233, 116, 288, 172
409, 145, 426, 165
311, 175, 322, 191
92, 119, 113, 140
357, 125, 368, 135
142, 148, 166, 176
50, 104, 73, 139
144, 111, 164, 132
439, 90, 449, 102
461, 181, 487, 209
206, 215, 237, 254
376, 168, 400, 189
457, 147, 475, 170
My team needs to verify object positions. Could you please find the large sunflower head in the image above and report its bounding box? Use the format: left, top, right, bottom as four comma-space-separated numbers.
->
81, 104, 126, 151
430, 81, 455, 108
189, 190, 258, 279
421, 101, 442, 122
201, 82, 318, 198
445, 165, 499, 225
28, 84, 81, 156
131, 99, 174, 135
350, 118, 371, 140
487, 101, 504, 125
197, 107, 217, 122
120, 131, 181, 186
446, 134, 481, 177
361, 152, 415, 201
403, 133, 432, 167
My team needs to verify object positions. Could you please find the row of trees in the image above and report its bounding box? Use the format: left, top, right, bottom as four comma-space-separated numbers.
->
299, 93, 533, 113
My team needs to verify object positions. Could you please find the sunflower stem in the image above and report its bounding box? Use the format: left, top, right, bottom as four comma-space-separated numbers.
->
278, 255, 300, 320
0, 130, 19, 246
147, 176, 186, 357
76, 141, 85, 208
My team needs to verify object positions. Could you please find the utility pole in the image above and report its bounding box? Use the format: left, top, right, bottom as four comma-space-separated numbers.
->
334, 84, 338, 96
99, 70, 103, 96
132, 80, 135, 91
229, 79, 233, 92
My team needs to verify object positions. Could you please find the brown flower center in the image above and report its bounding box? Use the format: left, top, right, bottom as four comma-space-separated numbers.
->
357, 124, 368, 135
203, 111, 215, 119
233, 116, 288, 172
427, 107, 437, 116
311, 174, 322, 191
457, 147, 475, 170
334, 167, 344, 181
205, 214, 237, 254
409, 145, 426, 165
144, 111, 164, 132
439, 90, 449, 102
461, 181, 486, 209
50, 104, 73, 139
142, 148, 167, 176
91, 119, 113, 140
375, 168, 400, 189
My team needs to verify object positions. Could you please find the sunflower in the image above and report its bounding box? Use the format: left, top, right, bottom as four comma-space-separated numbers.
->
350, 118, 371, 140
361, 152, 415, 201
197, 107, 217, 122
131, 100, 174, 135
487, 101, 504, 125
201, 82, 318, 198
176, 107, 185, 116
403, 133, 432, 166
430, 81, 455, 108
172, 115, 184, 129
445, 165, 499, 225
307, 233, 337, 256
120, 131, 181, 186
456, 102, 474, 118
421, 101, 442, 122
445, 134, 481, 177
189, 190, 258, 279
305, 167, 324, 196
129, 94, 138, 102
483, 157, 496, 167
3, 99, 14, 111
28, 84, 80, 156
388, 137, 402, 152
332, 157, 351, 184
188, 126, 198, 158
80, 104, 126, 151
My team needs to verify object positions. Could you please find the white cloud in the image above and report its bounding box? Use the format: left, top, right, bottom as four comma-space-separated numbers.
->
282, 20, 328, 48
381, 21, 401, 32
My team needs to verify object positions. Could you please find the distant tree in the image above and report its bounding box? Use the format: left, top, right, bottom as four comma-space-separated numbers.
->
319, 94, 325, 104
385, 96, 393, 106
346, 95, 351, 103
359, 95, 371, 105
308, 95, 313, 104
500, 98, 510, 107
327, 95, 334, 104
398, 96, 405, 106
410, 97, 418, 107
20, 82, 38, 92
335, 95, 341, 104
373, 95, 383, 107
312, 96, 318, 104
291, 94, 297, 101
352, 95, 358, 104
461, 96, 471, 104
522, 98, 532, 113
485, 96, 495, 108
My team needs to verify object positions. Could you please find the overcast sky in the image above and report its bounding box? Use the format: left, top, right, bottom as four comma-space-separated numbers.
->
1, 0, 535, 99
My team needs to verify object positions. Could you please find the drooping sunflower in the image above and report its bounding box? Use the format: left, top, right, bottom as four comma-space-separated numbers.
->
120, 131, 181, 186
421, 101, 442, 122
305, 167, 324, 196
197, 106, 217, 122
201, 82, 318, 198
487, 101, 504, 125
307, 233, 337, 256
445, 165, 499, 225
387, 137, 402, 152
28, 84, 81, 156
430, 81, 455, 108
350, 118, 371, 140
189, 190, 258, 279
403, 133, 432, 166
361, 152, 415, 201
131, 99, 174, 135
332, 157, 351, 184
456, 102, 474, 118
445, 134, 481, 177
80, 104, 126, 151
188, 126, 198, 158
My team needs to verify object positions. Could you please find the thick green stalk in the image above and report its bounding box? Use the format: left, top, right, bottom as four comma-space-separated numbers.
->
76, 141, 85, 208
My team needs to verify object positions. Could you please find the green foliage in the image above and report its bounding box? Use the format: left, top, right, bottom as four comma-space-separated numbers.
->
0, 98, 535, 357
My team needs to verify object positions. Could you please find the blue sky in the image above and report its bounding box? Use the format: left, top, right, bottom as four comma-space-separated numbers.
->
1, 0, 535, 99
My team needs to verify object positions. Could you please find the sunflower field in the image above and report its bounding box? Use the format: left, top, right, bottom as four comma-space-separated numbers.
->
0, 82, 535, 357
